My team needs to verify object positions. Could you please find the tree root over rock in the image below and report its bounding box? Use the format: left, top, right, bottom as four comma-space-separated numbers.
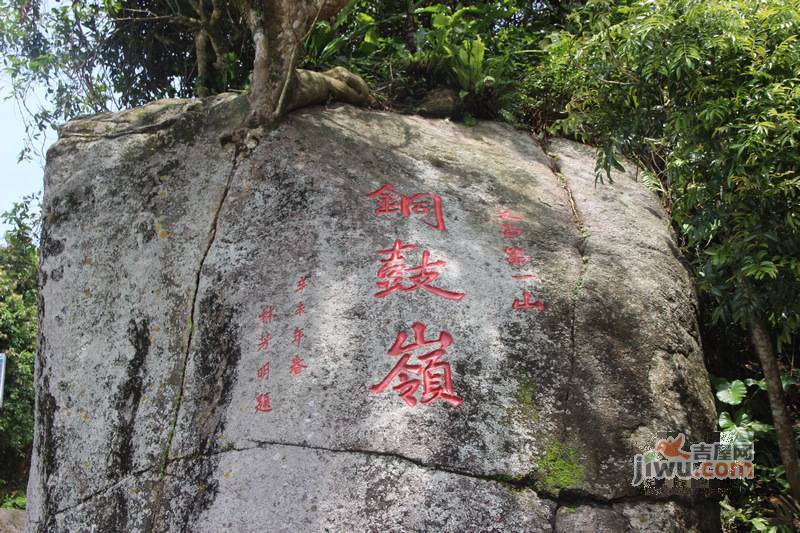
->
281, 66, 375, 114
222, 66, 374, 152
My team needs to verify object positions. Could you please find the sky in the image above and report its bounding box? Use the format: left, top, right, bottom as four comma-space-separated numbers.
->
0, 80, 51, 236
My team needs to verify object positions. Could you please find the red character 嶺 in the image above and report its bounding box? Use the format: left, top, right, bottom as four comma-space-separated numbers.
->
367, 184, 447, 232
295, 302, 305, 316
370, 322, 463, 407
258, 306, 274, 324
257, 333, 272, 351
512, 290, 545, 312
504, 246, 531, 268
500, 223, 524, 239
257, 361, 270, 380
374, 240, 464, 301
255, 393, 273, 413
289, 356, 307, 376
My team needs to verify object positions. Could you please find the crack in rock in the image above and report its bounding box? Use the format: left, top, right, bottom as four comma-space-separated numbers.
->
146, 146, 241, 532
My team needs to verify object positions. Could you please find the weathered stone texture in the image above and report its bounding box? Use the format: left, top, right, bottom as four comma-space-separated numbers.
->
28, 96, 717, 532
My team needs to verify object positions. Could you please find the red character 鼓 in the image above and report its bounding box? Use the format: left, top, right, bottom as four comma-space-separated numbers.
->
258, 306, 274, 324
370, 322, 463, 407
255, 393, 273, 413
498, 209, 523, 221
367, 184, 447, 232
257, 361, 270, 380
295, 302, 305, 316
290, 356, 307, 376
512, 290, 545, 311
374, 240, 464, 301
500, 223, 524, 239
257, 333, 272, 351
504, 246, 531, 268
293, 327, 304, 347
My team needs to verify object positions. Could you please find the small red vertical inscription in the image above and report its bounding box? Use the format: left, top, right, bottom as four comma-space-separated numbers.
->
504, 246, 531, 268
374, 240, 464, 300
497, 209, 523, 221
367, 183, 447, 231
258, 306, 275, 324
256, 333, 272, 352
292, 327, 304, 347
295, 276, 307, 293
370, 322, 462, 407
289, 356, 308, 376
512, 290, 545, 311
295, 302, 306, 316
255, 393, 273, 413
257, 361, 271, 380
500, 223, 524, 239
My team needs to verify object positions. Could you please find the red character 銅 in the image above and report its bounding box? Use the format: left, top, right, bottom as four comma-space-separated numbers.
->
367, 184, 447, 232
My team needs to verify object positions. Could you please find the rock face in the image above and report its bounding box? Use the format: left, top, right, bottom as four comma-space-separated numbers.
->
0, 509, 27, 533
28, 95, 719, 532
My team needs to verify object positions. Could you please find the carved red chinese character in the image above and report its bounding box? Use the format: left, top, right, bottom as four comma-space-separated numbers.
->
367, 183, 402, 215
258, 306, 274, 323
504, 246, 531, 267
498, 209, 523, 221
293, 327, 304, 347
255, 393, 273, 413
257, 361, 270, 380
512, 290, 545, 311
257, 333, 272, 351
370, 322, 462, 407
295, 276, 307, 293
500, 223, 524, 239
295, 302, 305, 316
374, 240, 464, 301
289, 356, 308, 376
367, 183, 447, 231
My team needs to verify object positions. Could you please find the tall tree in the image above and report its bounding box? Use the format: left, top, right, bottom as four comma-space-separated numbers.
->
550, 0, 800, 500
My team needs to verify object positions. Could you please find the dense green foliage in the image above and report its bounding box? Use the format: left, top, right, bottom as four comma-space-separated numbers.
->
0, 196, 38, 507
535, 0, 800, 528
549, 0, 800, 339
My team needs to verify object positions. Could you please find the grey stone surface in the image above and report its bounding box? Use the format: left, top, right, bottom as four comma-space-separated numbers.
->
28, 96, 717, 532
0, 509, 27, 533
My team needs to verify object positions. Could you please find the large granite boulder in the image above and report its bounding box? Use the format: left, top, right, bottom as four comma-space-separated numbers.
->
27, 95, 719, 531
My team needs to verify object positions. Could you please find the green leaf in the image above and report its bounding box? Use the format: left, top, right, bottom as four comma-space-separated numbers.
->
715, 379, 747, 405
745, 378, 767, 391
